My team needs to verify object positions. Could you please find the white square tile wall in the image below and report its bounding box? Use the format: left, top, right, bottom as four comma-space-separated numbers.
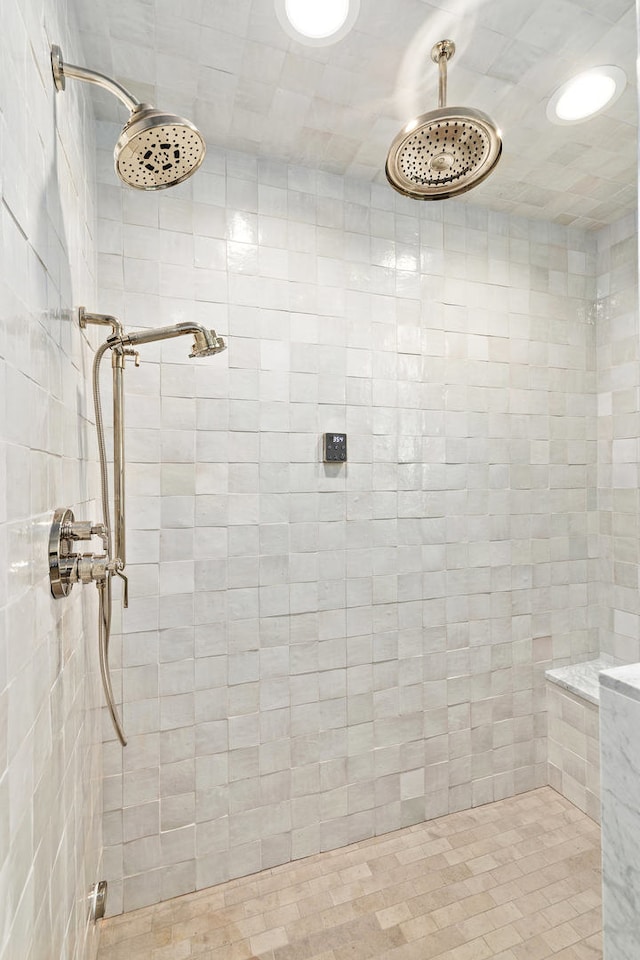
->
0, 1, 102, 959
2, 0, 638, 947
595, 213, 640, 663
546, 682, 600, 822
96, 138, 602, 915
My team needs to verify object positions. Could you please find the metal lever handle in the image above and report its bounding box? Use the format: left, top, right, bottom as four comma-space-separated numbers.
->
115, 568, 129, 608
124, 348, 140, 367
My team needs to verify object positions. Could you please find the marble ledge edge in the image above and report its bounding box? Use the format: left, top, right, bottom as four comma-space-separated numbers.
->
599, 662, 640, 705
545, 655, 619, 707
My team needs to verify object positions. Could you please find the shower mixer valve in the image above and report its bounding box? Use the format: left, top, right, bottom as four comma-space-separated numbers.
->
49, 507, 123, 599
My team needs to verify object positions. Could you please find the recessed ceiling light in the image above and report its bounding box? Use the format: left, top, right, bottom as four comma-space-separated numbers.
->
275, 0, 360, 45
547, 65, 626, 124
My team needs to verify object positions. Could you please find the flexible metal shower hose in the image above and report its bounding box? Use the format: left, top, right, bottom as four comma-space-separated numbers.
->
93, 343, 127, 746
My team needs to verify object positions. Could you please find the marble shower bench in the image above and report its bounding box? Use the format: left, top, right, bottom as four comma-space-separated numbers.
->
599, 663, 640, 960
545, 655, 618, 823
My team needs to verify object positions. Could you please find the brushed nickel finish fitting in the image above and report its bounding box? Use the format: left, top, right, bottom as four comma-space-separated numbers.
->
51, 43, 139, 110
431, 39, 455, 109
50, 308, 226, 746
385, 38, 502, 200
51, 44, 206, 190
48, 508, 115, 599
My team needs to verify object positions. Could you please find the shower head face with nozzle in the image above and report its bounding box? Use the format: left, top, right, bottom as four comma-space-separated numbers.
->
189, 329, 227, 358
115, 106, 206, 190
386, 39, 502, 200
386, 106, 502, 200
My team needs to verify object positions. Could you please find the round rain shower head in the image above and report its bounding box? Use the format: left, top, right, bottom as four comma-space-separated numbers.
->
115, 106, 206, 190
386, 40, 502, 200
386, 106, 502, 200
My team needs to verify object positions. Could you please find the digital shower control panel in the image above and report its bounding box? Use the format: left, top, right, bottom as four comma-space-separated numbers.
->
323, 433, 347, 462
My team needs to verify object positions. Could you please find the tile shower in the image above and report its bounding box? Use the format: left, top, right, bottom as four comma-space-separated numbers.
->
96, 138, 606, 914
0, 1, 638, 959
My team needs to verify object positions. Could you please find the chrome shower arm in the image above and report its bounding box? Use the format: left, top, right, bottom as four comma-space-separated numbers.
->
51, 44, 141, 112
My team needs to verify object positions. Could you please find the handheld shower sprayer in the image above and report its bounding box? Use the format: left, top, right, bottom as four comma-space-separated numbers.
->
51, 44, 206, 190
109, 321, 226, 358
48, 311, 226, 746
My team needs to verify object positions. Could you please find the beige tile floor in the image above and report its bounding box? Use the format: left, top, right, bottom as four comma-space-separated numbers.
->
97, 787, 602, 960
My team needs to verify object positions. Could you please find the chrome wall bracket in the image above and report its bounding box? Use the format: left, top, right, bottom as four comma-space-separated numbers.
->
49, 507, 113, 599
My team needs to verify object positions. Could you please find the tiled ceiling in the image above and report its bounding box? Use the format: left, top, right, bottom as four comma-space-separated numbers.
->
74, 0, 637, 228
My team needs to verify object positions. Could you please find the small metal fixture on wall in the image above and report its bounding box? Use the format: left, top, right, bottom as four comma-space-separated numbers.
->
49, 509, 112, 600
89, 881, 108, 923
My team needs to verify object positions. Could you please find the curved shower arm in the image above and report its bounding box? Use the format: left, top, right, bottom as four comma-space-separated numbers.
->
51, 44, 142, 113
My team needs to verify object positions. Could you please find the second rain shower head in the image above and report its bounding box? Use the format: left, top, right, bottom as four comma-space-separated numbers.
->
386, 40, 502, 200
51, 45, 206, 190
